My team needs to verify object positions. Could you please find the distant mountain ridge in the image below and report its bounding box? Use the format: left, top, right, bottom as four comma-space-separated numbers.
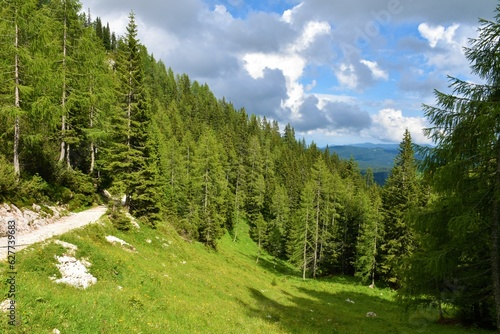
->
324, 143, 430, 184
324, 143, 400, 184
326, 144, 399, 170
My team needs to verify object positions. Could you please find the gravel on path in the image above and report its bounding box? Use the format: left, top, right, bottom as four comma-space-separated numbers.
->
0, 205, 107, 261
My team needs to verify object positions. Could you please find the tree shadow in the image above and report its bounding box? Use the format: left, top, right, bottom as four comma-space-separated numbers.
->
237, 284, 444, 334
238, 251, 300, 277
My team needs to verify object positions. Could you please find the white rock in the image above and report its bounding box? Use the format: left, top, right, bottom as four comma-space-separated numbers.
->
366, 311, 377, 318
0, 299, 12, 313
53, 329, 61, 334
105, 235, 136, 252
106, 235, 129, 246
52, 255, 97, 289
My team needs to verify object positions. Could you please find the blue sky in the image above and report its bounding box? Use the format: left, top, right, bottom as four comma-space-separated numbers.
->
80, 0, 497, 145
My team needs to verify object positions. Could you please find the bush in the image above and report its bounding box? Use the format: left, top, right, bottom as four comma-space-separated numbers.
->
108, 209, 133, 231
16, 174, 49, 205
68, 193, 93, 211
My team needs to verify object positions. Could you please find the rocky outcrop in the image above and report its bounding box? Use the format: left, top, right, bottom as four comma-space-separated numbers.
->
0, 203, 66, 237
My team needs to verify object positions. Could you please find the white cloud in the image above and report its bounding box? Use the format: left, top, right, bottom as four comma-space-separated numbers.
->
418, 22, 460, 48
305, 80, 317, 91
360, 59, 388, 80
79, 0, 494, 145
291, 21, 331, 52
281, 2, 303, 24
335, 64, 359, 90
242, 19, 331, 118
364, 108, 431, 144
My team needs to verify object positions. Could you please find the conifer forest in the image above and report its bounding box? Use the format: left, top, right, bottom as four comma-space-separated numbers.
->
3, 0, 500, 331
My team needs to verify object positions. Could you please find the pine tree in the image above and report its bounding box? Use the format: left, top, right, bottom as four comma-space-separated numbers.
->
309, 157, 333, 278
44, 0, 82, 169
246, 135, 267, 251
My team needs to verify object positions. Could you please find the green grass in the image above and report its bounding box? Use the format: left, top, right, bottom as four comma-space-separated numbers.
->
0, 217, 492, 333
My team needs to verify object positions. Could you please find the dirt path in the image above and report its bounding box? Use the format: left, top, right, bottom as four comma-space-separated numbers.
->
0, 205, 107, 261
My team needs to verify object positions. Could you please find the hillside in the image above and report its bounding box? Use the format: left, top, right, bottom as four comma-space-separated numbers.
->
327, 144, 399, 170
325, 143, 428, 184
325, 144, 398, 184
0, 215, 490, 334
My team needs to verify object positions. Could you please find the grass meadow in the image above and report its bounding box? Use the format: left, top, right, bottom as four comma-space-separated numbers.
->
0, 216, 492, 333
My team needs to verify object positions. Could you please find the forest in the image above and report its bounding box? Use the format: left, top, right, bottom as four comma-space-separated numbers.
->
1, 0, 500, 331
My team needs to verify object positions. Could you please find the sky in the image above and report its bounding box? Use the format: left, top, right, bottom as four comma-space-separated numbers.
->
79, 0, 498, 146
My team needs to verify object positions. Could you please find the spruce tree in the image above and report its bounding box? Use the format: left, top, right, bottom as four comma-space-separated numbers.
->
104, 11, 158, 225
401, 5, 500, 329
268, 184, 289, 258
379, 129, 421, 286
355, 174, 383, 287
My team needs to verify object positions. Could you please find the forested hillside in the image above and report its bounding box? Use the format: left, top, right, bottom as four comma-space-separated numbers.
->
0, 0, 395, 281
2, 0, 500, 331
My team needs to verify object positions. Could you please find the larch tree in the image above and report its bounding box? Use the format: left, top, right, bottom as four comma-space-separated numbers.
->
0, 0, 37, 176
45, 0, 82, 168
192, 128, 228, 248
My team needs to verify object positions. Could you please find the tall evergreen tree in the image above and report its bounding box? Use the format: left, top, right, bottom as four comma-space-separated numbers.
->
104, 11, 158, 225
379, 129, 421, 287
192, 128, 228, 248
0, 0, 37, 176
355, 173, 383, 287
401, 5, 500, 329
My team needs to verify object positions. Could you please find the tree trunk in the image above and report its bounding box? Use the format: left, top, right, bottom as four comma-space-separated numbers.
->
89, 80, 95, 174
233, 167, 241, 242
302, 207, 309, 280
59, 9, 68, 164
371, 204, 379, 288
13, 18, 20, 176
313, 188, 320, 278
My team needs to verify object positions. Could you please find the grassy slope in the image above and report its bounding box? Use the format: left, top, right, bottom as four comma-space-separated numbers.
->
1, 216, 491, 334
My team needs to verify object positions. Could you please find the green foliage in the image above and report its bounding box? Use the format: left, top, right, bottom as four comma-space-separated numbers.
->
0, 0, 408, 293
0, 155, 17, 200
0, 212, 492, 334
107, 208, 133, 231
399, 6, 500, 330
13, 174, 49, 206
379, 129, 424, 287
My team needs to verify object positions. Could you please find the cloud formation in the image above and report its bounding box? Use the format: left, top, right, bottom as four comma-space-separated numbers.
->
80, 0, 497, 145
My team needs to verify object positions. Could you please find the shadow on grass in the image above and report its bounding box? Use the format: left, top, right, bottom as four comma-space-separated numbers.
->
237, 252, 300, 277
237, 283, 451, 334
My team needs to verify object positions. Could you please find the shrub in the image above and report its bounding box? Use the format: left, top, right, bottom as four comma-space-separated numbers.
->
108, 209, 133, 231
